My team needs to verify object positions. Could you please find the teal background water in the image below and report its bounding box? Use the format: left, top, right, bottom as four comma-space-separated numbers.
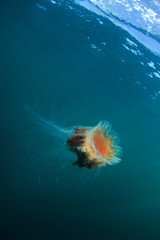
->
1, 0, 160, 239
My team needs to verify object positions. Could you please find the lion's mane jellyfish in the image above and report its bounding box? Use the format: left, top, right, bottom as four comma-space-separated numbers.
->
67, 121, 122, 170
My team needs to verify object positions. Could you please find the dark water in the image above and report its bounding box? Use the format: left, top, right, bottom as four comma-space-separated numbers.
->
1, 0, 160, 239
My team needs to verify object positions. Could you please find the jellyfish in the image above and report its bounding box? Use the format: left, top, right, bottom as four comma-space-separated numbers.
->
25, 106, 122, 171
67, 121, 122, 170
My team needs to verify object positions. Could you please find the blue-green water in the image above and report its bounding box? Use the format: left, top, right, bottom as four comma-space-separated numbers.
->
1, 0, 160, 239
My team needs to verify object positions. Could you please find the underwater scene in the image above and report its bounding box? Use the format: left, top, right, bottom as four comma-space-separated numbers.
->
1, 0, 160, 239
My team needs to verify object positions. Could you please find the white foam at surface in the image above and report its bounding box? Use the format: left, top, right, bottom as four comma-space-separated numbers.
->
50, 0, 56, 4
153, 72, 160, 78
126, 38, 137, 47
75, 0, 160, 56
122, 44, 130, 50
148, 74, 153, 78
148, 61, 156, 69
89, 0, 160, 36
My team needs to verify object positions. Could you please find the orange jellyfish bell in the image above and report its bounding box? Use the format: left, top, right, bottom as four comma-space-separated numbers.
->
67, 121, 122, 169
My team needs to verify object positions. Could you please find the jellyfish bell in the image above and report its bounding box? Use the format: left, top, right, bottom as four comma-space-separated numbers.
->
67, 121, 122, 170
